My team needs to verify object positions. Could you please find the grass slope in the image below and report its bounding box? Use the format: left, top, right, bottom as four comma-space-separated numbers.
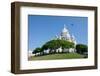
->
29, 53, 85, 61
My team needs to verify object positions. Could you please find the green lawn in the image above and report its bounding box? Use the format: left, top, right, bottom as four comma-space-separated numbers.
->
29, 53, 85, 61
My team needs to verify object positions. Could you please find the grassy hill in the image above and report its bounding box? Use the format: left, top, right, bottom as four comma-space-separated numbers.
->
29, 53, 85, 61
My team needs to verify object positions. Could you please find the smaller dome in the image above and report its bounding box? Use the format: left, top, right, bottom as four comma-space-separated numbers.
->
67, 33, 71, 39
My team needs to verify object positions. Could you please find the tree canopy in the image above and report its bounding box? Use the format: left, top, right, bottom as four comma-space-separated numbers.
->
41, 39, 74, 51
32, 47, 41, 54
76, 44, 88, 54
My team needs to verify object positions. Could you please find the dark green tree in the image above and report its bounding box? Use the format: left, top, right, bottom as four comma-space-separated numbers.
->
59, 40, 74, 52
41, 39, 74, 53
41, 40, 60, 54
76, 44, 88, 55
32, 47, 42, 56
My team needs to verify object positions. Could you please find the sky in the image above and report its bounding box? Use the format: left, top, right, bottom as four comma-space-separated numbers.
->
28, 15, 88, 51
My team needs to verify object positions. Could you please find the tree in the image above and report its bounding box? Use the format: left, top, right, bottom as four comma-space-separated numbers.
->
32, 47, 42, 56
41, 40, 60, 54
61, 40, 74, 48
59, 40, 74, 52
41, 39, 75, 53
76, 44, 88, 55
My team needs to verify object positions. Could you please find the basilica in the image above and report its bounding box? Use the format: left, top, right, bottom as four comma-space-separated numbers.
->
55, 24, 77, 46
43, 24, 77, 54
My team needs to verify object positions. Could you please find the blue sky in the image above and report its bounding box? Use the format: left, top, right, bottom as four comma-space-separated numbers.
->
28, 15, 88, 51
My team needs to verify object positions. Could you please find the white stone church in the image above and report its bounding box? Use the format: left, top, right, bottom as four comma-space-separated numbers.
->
55, 24, 77, 45
43, 24, 77, 54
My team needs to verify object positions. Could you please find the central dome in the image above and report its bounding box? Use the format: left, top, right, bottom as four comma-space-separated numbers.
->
62, 24, 68, 33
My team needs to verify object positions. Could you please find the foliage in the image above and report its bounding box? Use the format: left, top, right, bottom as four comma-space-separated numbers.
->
60, 40, 74, 49
76, 44, 88, 54
32, 47, 41, 54
41, 39, 74, 51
